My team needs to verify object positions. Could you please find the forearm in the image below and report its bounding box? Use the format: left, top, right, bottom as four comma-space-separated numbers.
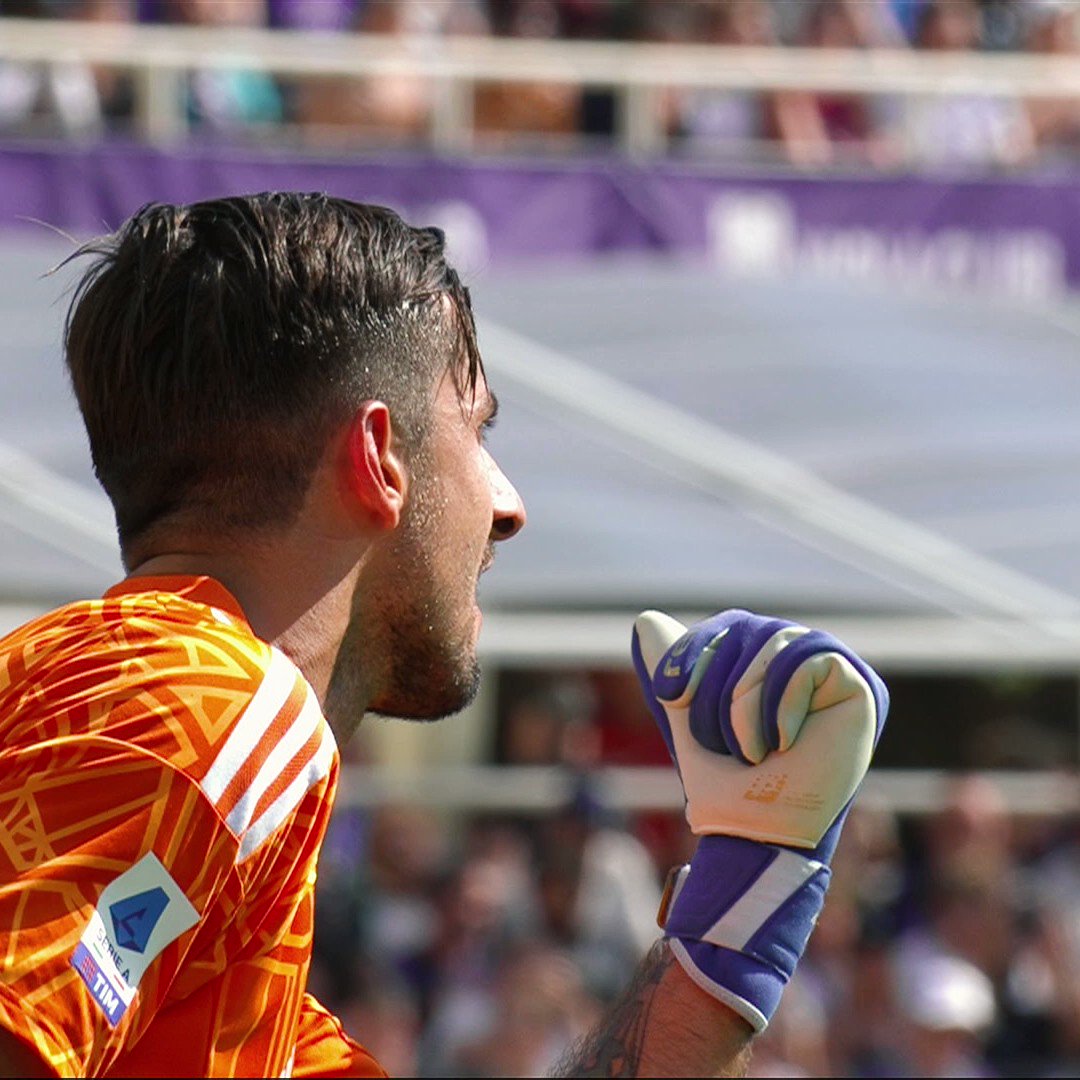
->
553, 940, 753, 1078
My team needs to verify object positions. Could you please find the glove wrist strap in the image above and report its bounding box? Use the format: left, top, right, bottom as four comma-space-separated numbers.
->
657, 835, 831, 1031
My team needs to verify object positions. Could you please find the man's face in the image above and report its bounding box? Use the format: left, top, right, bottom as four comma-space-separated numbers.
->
326, 368, 525, 728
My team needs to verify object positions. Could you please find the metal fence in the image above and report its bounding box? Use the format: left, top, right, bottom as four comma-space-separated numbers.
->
3, 17, 1080, 152
337, 764, 1080, 816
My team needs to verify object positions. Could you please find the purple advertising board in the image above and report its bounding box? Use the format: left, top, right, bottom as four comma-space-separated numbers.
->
1, 141, 1079, 299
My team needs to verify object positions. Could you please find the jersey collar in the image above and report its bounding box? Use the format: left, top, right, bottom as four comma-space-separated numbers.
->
103, 575, 251, 628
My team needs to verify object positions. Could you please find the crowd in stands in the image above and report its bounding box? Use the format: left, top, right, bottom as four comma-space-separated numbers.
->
2, 0, 1080, 167
308, 671, 1080, 1078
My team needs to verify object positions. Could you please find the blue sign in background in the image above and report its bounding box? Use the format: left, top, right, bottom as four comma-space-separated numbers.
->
0, 142, 1078, 298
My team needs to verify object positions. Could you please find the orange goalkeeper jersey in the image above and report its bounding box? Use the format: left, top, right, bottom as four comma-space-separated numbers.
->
0, 576, 386, 1078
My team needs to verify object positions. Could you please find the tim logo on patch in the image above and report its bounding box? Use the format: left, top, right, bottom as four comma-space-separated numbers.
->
70, 854, 199, 1026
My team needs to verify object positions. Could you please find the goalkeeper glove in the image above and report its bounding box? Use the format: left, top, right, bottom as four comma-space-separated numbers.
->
632, 608, 888, 1032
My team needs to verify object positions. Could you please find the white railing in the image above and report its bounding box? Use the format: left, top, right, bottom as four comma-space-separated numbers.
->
337, 764, 1080, 816
2, 17, 1080, 152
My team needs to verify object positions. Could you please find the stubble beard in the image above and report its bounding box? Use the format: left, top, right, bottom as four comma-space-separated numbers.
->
323, 464, 483, 735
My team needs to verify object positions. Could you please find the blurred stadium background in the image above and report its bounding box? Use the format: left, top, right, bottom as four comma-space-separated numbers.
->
2, 0, 1080, 1075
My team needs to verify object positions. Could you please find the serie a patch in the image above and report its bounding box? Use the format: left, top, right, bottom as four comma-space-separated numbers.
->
70, 852, 199, 1026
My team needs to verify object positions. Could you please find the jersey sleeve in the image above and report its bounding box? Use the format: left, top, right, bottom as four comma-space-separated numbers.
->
290, 995, 388, 1079
0, 735, 242, 1078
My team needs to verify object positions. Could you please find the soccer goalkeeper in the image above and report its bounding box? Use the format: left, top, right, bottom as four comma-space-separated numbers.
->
0, 194, 886, 1078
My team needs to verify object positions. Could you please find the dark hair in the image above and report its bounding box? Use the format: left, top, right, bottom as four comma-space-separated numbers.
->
63, 192, 481, 560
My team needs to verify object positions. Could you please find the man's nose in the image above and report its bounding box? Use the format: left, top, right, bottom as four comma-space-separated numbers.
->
486, 452, 526, 541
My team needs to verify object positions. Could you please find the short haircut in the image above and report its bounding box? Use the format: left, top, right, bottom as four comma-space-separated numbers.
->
63, 193, 481, 561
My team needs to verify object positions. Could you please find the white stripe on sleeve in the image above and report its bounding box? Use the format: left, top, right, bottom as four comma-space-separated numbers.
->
224, 686, 324, 837
237, 731, 336, 862
201, 647, 298, 806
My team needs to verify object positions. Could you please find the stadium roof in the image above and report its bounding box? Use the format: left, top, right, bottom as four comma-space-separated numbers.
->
4, 233, 1080, 669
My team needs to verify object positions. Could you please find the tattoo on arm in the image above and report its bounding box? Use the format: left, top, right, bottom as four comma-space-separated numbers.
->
552, 941, 670, 1077
552, 940, 754, 1079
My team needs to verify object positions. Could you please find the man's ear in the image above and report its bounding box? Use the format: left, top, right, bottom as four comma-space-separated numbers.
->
343, 401, 407, 530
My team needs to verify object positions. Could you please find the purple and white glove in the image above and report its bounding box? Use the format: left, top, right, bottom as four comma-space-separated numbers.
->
632, 609, 889, 1032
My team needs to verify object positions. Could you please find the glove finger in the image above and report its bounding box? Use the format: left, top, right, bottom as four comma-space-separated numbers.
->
631, 610, 688, 762
761, 630, 889, 754
687, 616, 805, 764
726, 624, 811, 763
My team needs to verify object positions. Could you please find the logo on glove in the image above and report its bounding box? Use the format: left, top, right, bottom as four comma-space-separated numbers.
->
662, 633, 694, 678
744, 773, 787, 804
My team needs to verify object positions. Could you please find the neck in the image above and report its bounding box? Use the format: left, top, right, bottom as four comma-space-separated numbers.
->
127, 540, 364, 707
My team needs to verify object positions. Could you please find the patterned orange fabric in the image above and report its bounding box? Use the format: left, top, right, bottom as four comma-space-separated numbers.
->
290, 996, 387, 1079
0, 576, 384, 1078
